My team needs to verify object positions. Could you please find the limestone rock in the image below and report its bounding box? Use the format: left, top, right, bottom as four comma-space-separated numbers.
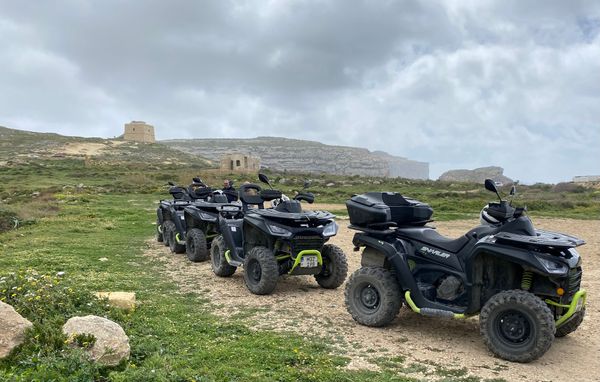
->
63, 315, 130, 366
95, 291, 136, 311
161, 137, 429, 179
438, 166, 513, 185
0, 301, 33, 359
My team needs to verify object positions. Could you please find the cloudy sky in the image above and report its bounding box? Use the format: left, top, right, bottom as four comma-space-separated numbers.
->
1, 1, 599, 183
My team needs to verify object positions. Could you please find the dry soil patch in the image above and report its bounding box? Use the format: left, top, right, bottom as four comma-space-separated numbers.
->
144, 218, 600, 381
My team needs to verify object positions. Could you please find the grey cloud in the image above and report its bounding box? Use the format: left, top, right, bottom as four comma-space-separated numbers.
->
0, 0, 599, 183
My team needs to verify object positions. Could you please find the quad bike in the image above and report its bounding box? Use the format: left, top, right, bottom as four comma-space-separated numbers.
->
344, 179, 586, 362
156, 177, 212, 254
181, 181, 241, 262
214, 174, 348, 295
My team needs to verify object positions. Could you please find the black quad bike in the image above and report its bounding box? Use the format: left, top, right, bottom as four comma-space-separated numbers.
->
214, 174, 348, 295
344, 180, 586, 362
156, 178, 212, 254
182, 181, 241, 262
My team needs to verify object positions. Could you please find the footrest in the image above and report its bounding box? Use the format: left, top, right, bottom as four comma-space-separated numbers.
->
404, 290, 465, 319
420, 308, 456, 318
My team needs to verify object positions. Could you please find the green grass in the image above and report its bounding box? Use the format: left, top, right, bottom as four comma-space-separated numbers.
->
0, 190, 425, 381
0, 153, 596, 381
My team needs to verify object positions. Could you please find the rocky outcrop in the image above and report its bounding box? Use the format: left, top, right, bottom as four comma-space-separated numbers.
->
161, 137, 429, 180
439, 166, 513, 184
0, 301, 33, 358
63, 315, 130, 366
95, 292, 136, 311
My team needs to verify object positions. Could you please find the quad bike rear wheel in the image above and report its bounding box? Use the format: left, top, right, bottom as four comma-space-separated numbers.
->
164, 220, 185, 254
345, 267, 402, 327
210, 236, 236, 277
186, 228, 209, 262
555, 307, 585, 337
156, 218, 164, 243
315, 244, 348, 289
243, 246, 279, 295
480, 290, 555, 362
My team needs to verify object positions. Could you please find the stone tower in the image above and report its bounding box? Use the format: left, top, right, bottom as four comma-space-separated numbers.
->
123, 121, 155, 143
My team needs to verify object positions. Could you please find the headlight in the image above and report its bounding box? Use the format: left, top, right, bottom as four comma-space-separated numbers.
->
535, 255, 568, 275
199, 212, 216, 221
322, 222, 338, 237
267, 224, 292, 237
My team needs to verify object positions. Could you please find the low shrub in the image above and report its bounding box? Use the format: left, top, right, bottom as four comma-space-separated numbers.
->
0, 270, 127, 381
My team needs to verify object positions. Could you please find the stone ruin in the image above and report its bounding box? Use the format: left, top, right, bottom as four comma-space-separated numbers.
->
219, 153, 260, 173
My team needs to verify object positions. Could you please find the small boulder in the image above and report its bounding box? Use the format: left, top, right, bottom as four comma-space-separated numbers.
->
63, 315, 130, 366
0, 301, 33, 359
95, 292, 136, 311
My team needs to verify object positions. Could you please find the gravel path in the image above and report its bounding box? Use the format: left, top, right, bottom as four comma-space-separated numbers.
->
144, 218, 600, 381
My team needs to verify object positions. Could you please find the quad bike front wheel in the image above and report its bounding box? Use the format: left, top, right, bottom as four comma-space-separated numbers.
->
315, 244, 348, 289
344, 267, 401, 327
156, 219, 164, 243
480, 290, 555, 362
243, 246, 279, 295
186, 228, 209, 262
163, 220, 185, 254
210, 235, 236, 277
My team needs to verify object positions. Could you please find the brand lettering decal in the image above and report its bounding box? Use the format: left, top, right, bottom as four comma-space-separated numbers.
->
420, 246, 451, 259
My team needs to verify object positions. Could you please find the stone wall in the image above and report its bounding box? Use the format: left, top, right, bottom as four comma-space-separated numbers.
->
161, 137, 429, 179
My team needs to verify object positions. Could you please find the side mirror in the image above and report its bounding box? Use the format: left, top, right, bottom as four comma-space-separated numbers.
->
510, 185, 516, 196
484, 179, 497, 193
303, 180, 311, 189
168, 181, 175, 186
193, 177, 201, 183
258, 173, 270, 185
484, 179, 502, 201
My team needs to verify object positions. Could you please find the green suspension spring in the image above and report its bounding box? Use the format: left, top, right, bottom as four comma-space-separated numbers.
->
521, 270, 533, 290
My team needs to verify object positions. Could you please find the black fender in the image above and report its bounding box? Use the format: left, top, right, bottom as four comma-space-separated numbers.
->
156, 207, 164, 224
352, 233, 464, 313
184, 207, 204, 230
466, 241, 569, 278
167, 206, 187, 240
242, 215, 274, 253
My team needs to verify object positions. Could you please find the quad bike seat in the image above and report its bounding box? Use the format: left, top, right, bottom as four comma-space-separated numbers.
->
396, 227, 471, 253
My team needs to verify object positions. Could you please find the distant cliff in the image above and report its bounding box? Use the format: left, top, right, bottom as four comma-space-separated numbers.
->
438, 166, 513, 184
160, 137, 429, 179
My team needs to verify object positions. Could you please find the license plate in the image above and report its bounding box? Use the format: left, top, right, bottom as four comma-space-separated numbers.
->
300, 255, 318, 268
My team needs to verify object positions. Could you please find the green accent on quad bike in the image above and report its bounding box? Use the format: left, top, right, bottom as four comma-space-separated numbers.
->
157, 224, 163, 233
288, 249, 322, 274
176, 233, 181, 242
276, 254, 291, 261
404, 290, 465, 319
206, 233, 218, 239
547, 289, 587, 328
521, 270, 533, 290
224, 250, 231, 262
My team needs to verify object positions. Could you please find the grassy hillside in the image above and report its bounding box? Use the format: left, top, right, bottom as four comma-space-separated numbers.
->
0, 126, 211, 167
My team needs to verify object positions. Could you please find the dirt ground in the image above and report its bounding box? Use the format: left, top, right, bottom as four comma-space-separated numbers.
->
59, 142, 108, 156
144, 218, 600, 382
